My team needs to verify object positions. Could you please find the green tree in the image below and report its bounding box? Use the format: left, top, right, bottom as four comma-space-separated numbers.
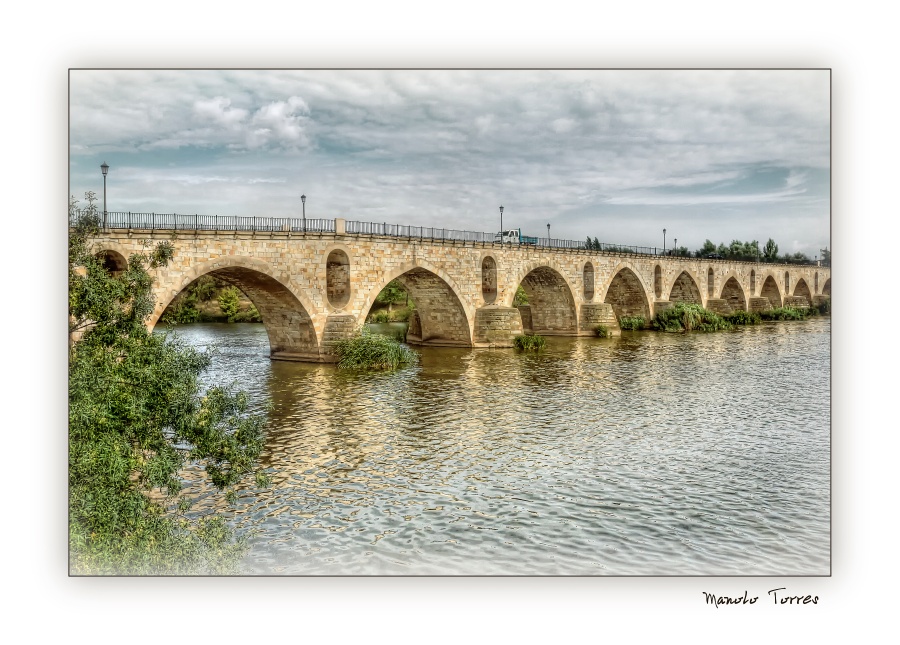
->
376, 279, 407, 312
763, 238, 779, 262
69, 193, 267, 574
593, 237, 601, 250
218, 285, 241, 321
697, 240, 717, 257
513, 285, 529, 307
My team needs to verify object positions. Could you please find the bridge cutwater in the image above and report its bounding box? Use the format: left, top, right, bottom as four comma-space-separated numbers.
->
82, 213, 831, 363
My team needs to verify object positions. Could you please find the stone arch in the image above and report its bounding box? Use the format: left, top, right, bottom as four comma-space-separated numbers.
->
97, 249, 127, 277
364, 261, 473, 347
784, 271, 790, 294
794, 278, 812, 306
760, 274, 782, 308
720, 276, 747, 312
602, 266, 652, 324
482, 255, 498, 304
707, 267, 715, 298
750, 269, 756, 296
516, 265, 578, 335
822, 278, 831, 297
326, 248, 351, 309
654, 264, 662, 298
583, 261, 595, 301
152, 256, 320, 361
668, 270, 703, 305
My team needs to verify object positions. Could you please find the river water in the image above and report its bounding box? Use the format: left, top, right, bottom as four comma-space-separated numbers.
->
169, 319, 830, 575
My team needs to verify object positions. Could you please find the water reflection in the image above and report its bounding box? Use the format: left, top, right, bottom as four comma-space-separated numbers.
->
166, 319, 830, 575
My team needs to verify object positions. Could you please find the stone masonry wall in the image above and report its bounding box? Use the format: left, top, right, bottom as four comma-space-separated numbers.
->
89, 229, 829, 361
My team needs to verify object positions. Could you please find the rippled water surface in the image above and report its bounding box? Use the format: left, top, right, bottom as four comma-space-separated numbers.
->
171, 319, 830, 575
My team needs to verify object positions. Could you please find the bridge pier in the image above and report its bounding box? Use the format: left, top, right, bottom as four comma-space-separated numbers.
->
748, 297, 772, 312
784, 296, 810, 309
579, 303, 620, 336
474, 305, 524, 347
705, 298, 731, 315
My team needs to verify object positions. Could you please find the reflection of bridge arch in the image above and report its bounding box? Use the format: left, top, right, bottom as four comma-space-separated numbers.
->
720, 273, 747, 312
668, 270, 703, 305
153, 256, 320, 360
601, 263, 652, 323
514, 262, 577, 335
366, 261, 473, 346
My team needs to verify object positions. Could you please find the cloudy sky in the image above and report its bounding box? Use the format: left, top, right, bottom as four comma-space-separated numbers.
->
69, 69, 830, 256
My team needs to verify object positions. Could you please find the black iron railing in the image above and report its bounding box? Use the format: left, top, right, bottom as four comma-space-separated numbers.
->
70, 211, 335, 233
69, 210, 821, 264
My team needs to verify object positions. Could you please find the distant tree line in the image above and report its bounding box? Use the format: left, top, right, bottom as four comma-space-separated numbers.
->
582, 232, 828, 265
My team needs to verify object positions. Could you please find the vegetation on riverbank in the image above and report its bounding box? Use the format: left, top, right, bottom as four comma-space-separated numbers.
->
69, 193, 267, 575
653, 303, 732, 333
619, 316, 646, 331
366, 280, 417, 323
514, 334, 546, 351
333, 328, 419, 370
594, 325, 609, 338
161, 275, 261, 324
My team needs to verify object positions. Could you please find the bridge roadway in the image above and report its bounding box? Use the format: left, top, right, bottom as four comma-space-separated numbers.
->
91, 218, 831, 362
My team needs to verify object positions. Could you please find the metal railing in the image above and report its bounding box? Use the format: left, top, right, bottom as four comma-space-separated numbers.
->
344, 220, 661, 255
70, 210, 821, 264
70, 211, 335, 233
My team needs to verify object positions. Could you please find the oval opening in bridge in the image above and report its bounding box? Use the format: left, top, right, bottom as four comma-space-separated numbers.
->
97, 250, 127, 277
784, 271, 790, 294
583, 262, 595, 301
654, 265, 662, 298
482, 256, 497, 304
707, 267, 714, 298
326, 249, 351, 308
750, 269, 756, 295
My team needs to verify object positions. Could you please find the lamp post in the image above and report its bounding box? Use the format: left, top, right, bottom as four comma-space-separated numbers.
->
674, 238, 677, 257
663, 228, 666, 255
499, 205, 504, 242
547, 223, 550, 246
100, 162, 109, 229
301, 194, 306, 232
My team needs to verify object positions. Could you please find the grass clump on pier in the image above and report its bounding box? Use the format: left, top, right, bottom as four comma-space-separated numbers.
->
333, 329, 418, 370
759, 306, 809, 321
513, 334, 546, 351
724, 310, 761, 326
618, 316, 646, 331
594, 324, 609, 338
653, 303, 733, 333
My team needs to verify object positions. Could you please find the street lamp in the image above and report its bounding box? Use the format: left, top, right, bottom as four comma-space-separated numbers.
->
663, 228, 666, 255
301, 194, 306, 232
499, 205, 504, 242
674, 238, 677, 257
100, 162, 109, 229
547, 223, 550, 245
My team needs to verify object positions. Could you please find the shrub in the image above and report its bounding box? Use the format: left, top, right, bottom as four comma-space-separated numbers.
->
232, 304, 262, 323
619, 316, 646, 331
653, 303, 733, 333
367, 310, 391, 324
816, 298, 831, 315
759, 307, 809, 321
513, 334, 546, 351
333, 329, 418, 370
724, 310, 761, 325
594, 324, 609, 338
218, 286, 242, 321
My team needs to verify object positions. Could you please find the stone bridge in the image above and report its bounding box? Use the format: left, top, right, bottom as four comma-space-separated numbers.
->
91, 219, 831, 362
